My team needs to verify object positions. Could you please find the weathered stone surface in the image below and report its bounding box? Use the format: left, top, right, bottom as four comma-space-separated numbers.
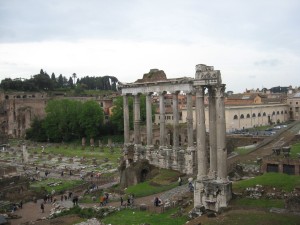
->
135, 69, 167, 83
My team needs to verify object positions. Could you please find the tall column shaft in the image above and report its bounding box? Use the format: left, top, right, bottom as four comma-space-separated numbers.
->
159, 92, 166, 147
208, 87, 217, 176
196, 86, 207, 179
123, 94, 130, 144
186, 92, 194, 148
146, 93, 153, 146
216, 85, 227, 181
172, 92, 179, 149
134, 94, 141, 145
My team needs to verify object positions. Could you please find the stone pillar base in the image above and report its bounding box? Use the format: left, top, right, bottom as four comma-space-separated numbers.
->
146, 145, 154, 161
194, 179, 232, 212
134, 144, 143, 161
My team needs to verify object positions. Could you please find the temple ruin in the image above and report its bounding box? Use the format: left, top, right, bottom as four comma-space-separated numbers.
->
120, 64, 232, 212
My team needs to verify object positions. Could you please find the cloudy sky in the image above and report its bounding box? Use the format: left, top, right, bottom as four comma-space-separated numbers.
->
0, 0, 299, 92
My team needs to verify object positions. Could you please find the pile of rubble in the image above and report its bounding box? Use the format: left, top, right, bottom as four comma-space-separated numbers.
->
242, 185, 300, 200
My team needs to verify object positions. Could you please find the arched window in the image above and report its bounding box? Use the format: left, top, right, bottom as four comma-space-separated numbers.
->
233, 115, 238, 120
281, 111, 283, 114
285, 110, 287, 114
258, 113, 261, 117
263, 112, 266, 116
272, 111, 275, 116
240, 114, 245, 119
252, 113, 256, 117
277, 111, 280, 115
246, 114, 251, 118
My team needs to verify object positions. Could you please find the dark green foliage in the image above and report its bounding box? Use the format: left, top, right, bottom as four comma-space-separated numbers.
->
77, 75, 118, 91
25, 117, 47, 141
0, 69, 119, 92
27, 99, 104, 142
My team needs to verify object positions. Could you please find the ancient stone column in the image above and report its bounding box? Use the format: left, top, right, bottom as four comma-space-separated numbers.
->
146, 92, 153, 147
172, 91, 179, 150
208, 86, 217, 177
186, 92, 194, 150
123, 94, 130, 144
133, 93, 141, 145
216, 84, 227, 181
159, 91, 166, 147
195, 86, 207, 179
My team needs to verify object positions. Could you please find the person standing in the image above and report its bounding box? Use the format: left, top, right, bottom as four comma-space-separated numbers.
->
120, 196, 123, 206
40, 202, 44, 213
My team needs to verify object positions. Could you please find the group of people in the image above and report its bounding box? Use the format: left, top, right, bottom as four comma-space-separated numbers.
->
120, 194, 135, 207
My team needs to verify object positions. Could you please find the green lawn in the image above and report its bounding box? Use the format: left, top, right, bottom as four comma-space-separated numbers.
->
233, 173, 300, 192
30, 178, 85, 193
125, 169, 182, 197
205, 210, 300, 225
125, 181, 178, 198
290, 142, 300, 158
234, 146, 255, 155
231, 198, 285, 208
102, 208, 188, 225
28, 145, 122, 165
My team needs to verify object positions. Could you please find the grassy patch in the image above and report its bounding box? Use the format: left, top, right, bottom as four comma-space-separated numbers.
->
290, 142, 300, 158
151, 169, 182, 185
30, 178, 85, 194
231, 198, 285, 208
234, 147, 255, 155
102, 208, 188, 225
125, 181, 178, 198
206, 210, 300, 225
29, 145, 122, 166
124, 169, 182, 197
233, 173, 300, 192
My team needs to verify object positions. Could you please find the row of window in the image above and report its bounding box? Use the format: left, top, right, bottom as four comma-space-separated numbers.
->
233, 110, 287, 120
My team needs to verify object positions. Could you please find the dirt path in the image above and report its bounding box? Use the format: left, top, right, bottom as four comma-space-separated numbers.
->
10, 199, 58, 225
9, 183, 191, 225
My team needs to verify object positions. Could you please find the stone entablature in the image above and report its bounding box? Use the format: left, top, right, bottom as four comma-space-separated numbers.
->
120, 77, 194, 95
120, 64, 232, 212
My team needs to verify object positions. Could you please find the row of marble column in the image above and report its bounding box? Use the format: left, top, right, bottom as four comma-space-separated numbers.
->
123, 84, 227, 181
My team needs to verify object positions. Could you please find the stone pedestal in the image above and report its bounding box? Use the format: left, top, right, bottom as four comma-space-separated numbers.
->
194, 179, 232, 212
134, 144, 142, 161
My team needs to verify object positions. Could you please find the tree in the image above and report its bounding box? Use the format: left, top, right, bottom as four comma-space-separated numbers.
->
68, 77, 74, 88
79, 100, 104, 138
72, 73, 77, 85
58, 74, 64, 88
41, 99, 104, 142
25, 117, 47, 142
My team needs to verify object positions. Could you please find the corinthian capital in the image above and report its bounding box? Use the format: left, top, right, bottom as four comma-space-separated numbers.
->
215, 84, 226, 98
